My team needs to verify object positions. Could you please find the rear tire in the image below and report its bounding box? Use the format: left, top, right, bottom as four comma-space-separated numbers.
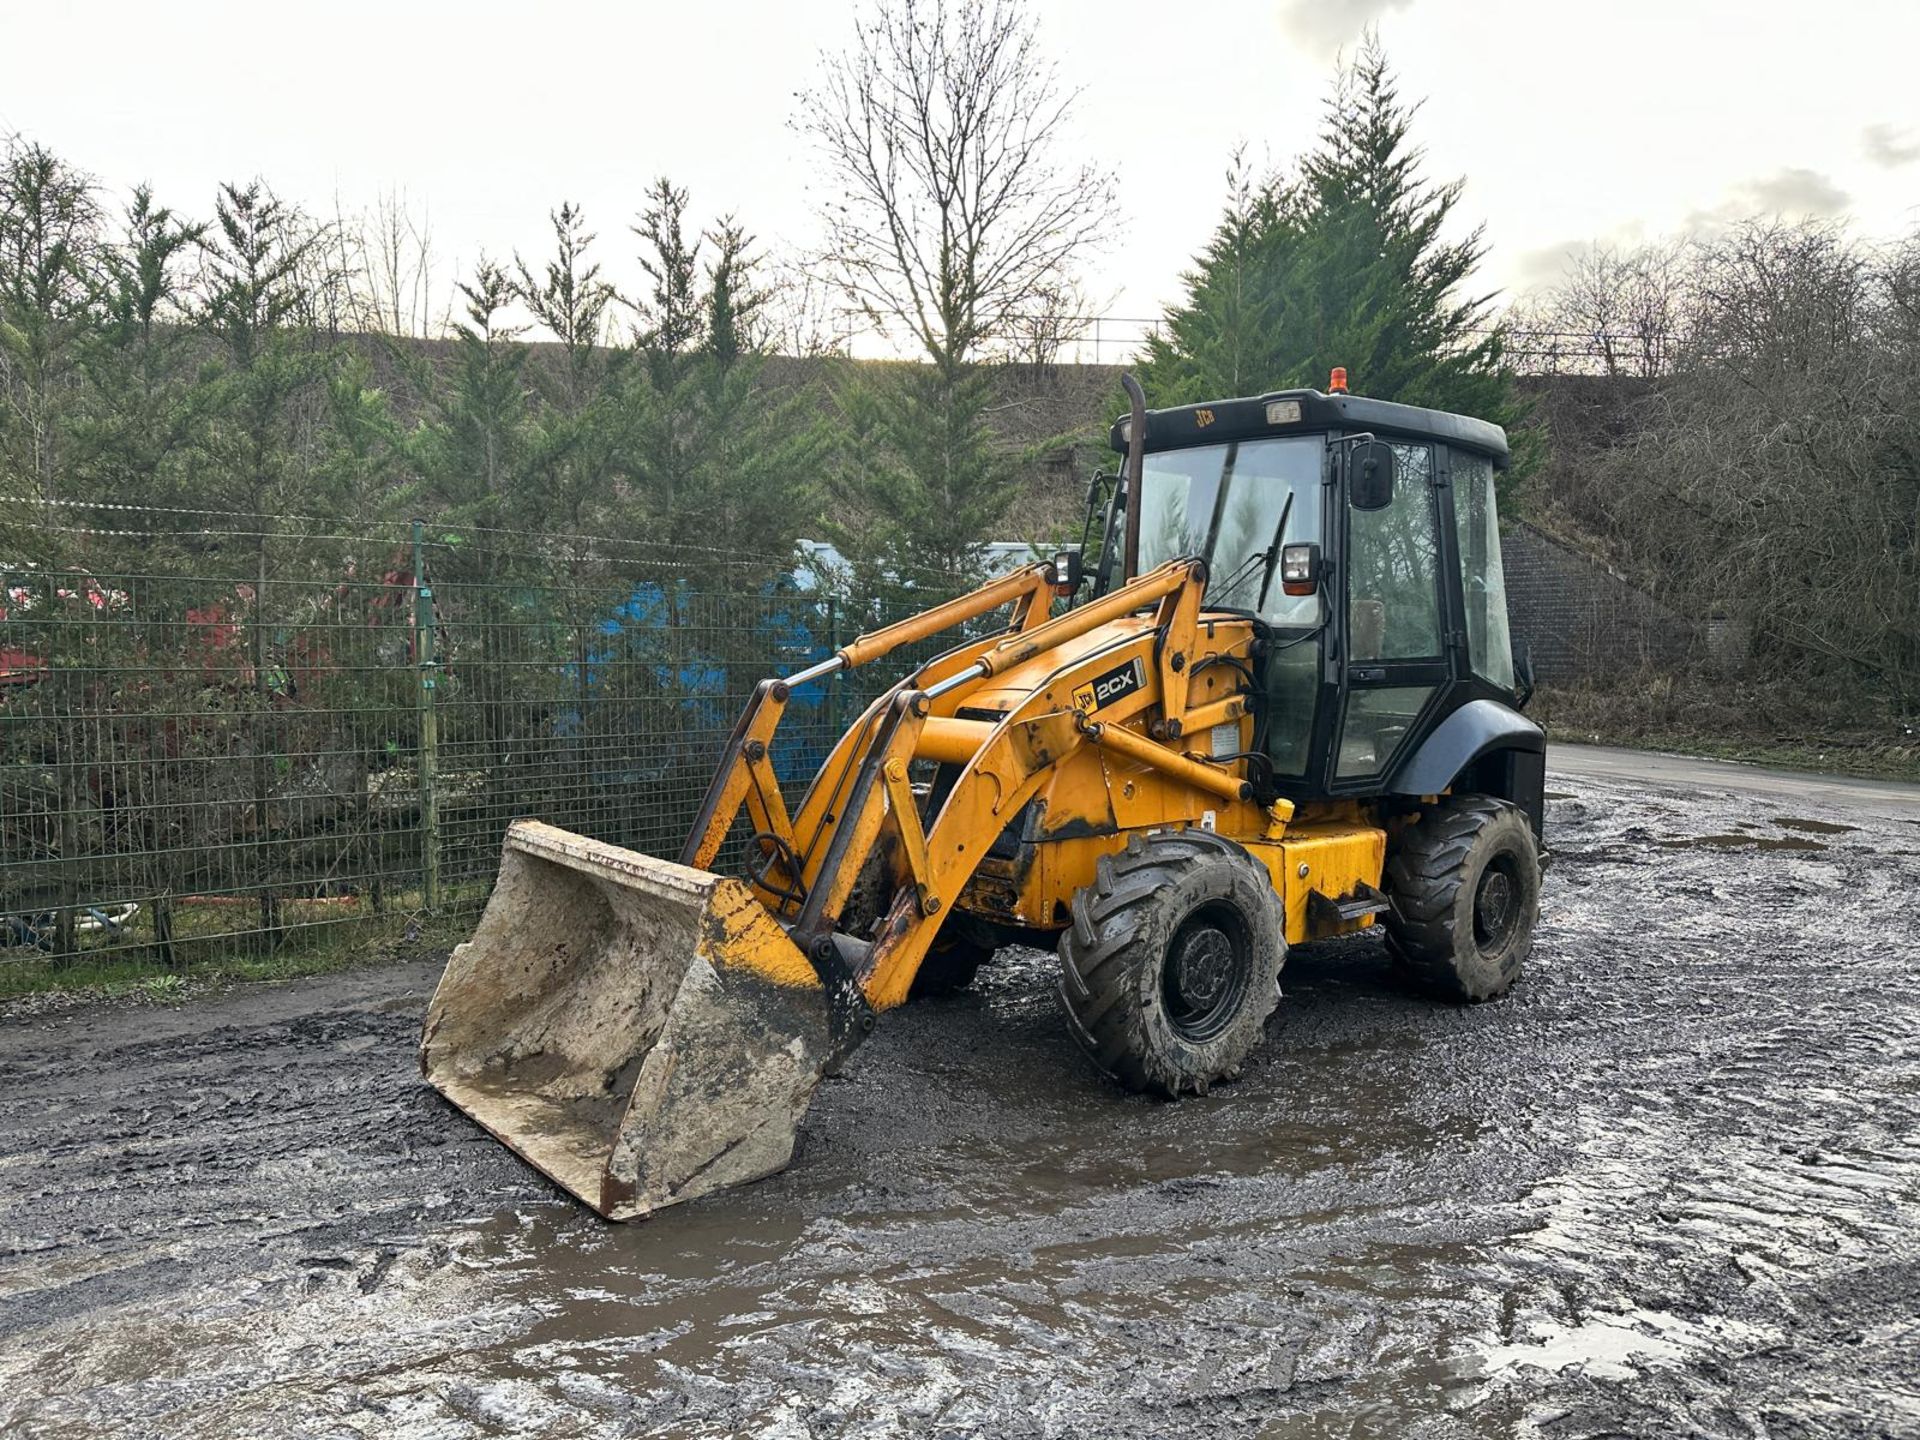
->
1058, 829, 1286, 1096
1383, 795, 1540, 1002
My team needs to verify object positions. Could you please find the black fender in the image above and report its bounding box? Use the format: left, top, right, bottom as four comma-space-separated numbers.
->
1389, 699, 1547, 837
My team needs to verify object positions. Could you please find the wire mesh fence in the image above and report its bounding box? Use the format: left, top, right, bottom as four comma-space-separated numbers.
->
0, 500, 994, 976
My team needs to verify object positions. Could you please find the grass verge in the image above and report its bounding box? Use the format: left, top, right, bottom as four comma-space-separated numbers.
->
1533, 678, 1920, 783
0, 909, 474, 1009
1549, 732, 1920, 782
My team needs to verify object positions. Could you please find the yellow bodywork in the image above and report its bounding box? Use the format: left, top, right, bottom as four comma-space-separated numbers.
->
425, 558, 1400, 1219
684, 558, 1396, 1008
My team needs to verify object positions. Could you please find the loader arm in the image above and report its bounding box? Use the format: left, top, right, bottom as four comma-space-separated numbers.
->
850, 574, 1293, 1008
683, 555, 1291, 1011
677, 561, 1058, 877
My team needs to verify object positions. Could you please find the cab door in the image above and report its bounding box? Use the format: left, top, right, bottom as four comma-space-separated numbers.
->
1332, 440, 1450, 787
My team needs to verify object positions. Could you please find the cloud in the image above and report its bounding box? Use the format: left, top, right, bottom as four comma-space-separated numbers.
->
1741, 167, 1852, 216
1686, 167, 1851, 232
1275, 0, 1415, 60
1510, 242, 1584, 293
1863, 122, 1920, 168
1503, 226, 1660, 297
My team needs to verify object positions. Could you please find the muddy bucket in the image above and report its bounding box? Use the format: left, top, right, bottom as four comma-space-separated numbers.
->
421, 820, 837, 1219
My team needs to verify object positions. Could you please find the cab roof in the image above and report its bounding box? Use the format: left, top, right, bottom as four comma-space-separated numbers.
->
1109, 387, 1510, 467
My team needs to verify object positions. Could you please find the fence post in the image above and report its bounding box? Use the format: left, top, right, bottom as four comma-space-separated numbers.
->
825, 591, 842, 736
252, 538, 284, 949
412, 519, 441, 913
53, 570, 81, 963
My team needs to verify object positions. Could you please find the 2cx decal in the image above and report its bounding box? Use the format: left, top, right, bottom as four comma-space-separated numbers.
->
1071, 656, 1146, 715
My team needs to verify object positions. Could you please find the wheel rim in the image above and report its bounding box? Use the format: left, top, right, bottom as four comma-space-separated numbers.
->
1162, 901, 1254, 1043
1472, 855, 1522, 953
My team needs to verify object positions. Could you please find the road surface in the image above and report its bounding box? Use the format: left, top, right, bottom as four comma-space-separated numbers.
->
2, 750, 1916, 1437
1551, 741, 1920, 819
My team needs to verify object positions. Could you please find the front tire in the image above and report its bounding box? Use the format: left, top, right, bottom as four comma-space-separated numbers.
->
1383, 796, 1540, 1001
1058, 829, 1287, 1096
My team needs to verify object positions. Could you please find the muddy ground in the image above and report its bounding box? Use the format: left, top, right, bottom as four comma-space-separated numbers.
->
2, 751, 1918, 1438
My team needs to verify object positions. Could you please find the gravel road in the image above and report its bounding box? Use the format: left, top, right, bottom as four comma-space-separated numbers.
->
2, 748, 1917, 1438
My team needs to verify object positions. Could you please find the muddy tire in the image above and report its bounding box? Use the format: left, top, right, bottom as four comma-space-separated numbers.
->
1057, 829, 1287, 1097
1383, 795, 1540, 1002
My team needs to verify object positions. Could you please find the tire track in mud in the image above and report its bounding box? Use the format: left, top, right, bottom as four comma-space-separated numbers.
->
1, 768, 1917, 1438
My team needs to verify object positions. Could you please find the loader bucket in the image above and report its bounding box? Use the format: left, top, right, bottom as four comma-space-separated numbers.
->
421, 819, 836, 1220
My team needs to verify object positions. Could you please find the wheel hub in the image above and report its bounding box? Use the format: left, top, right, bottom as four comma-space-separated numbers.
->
1474, 867, 1516, 947
1173, 927, 1234, 1010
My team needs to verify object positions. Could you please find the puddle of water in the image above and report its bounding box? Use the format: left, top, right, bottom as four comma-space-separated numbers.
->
1772, 816, 1858, 835
409, 1051, 1484, 1432
1657, 833, 1826, 852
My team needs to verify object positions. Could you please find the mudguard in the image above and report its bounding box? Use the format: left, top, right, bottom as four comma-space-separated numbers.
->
1389, 699, 1546, 836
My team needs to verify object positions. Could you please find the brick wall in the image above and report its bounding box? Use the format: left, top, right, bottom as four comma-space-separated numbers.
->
1503, 523, 1698, 684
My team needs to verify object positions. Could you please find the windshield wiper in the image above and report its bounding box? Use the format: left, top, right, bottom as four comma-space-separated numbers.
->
1252, 492, 1297, 612
1210, 542, 1275, 608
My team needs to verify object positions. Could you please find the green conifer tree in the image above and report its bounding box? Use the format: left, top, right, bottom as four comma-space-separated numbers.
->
70, 187, 203, 497
192, 181, 339, 524
629, 185, 826, 564
402, 258, 535, 534
0, 139, 102, 534
513, 204, 629, 535
1139, 36, 1525, 479
824, 363, 1020, 585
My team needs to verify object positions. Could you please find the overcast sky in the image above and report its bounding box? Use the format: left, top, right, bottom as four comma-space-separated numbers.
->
6, 0, 1918, 350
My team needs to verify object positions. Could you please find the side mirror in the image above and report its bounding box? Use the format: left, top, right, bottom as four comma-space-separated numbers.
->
1349, 440, 1396, 511
1050, 547, 1085, 594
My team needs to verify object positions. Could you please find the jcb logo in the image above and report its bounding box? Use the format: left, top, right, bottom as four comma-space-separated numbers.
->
1194, 408, 1215, 427
1072, 657, 1145, 714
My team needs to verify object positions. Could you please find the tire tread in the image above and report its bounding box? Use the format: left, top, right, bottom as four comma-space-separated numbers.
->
1382, 795, 1539, 1002
1057, 828, 1285, 1096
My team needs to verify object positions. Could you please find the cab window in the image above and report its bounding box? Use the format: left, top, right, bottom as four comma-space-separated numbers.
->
1136, 437, 1323, 623
1346, 443, 1443, 661
1451, 451, 1515, 690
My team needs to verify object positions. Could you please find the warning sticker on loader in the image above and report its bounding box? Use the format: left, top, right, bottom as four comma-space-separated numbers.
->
1072, 656, 1146, 715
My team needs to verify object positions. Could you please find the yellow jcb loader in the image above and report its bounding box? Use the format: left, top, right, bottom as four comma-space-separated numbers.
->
422, 374, 1546, 1219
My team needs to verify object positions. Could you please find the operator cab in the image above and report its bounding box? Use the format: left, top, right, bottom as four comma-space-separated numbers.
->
1102, 377, 1535, 822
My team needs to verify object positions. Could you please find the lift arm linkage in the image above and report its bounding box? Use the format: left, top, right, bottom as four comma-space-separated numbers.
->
677, 563, 1059, 874
678, 557, 1280, 1010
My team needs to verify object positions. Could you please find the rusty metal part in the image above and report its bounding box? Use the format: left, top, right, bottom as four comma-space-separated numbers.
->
1122, 372, 1147, 583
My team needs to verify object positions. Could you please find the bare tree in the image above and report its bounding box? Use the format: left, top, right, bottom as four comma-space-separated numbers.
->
362, 188, 437, 338
1681, 220, 1869, 378
796, 0, 1114, 374
1507, 242, 1687, 378
997, 275, 1094, 375
760, 252, 851, 359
